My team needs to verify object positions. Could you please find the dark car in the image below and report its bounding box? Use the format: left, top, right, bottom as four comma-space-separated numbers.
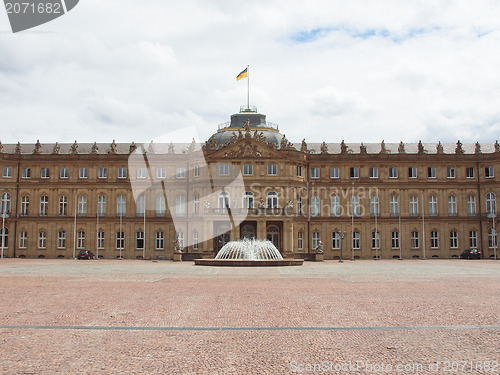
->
77, 250, 95, 260
460, 249, 481, 259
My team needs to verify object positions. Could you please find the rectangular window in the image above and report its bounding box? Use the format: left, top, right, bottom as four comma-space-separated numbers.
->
428, 167, 436, 179
156, 231, 164, 250
116, 232, 124, 250
297, 165, 303, 177
390, 196, 399, 217
19, 231, 27, 248
58, 231, 66, 249
118, 167, 127, 179
176, 196, 185, 217
410, 196, 419, 217
79, 167, 88, 179
98, 168, 107, 179
312, 232, 321, 250
194, 195, 199, 216
311, 167, 320, 179
350, 167, 359, 179
391, 231, 400, 249
39, 196, 48, 216
176, 167, 186, 179
20, 196, 29, 216
489, 228, 498, 248
485, 166, 494, 178
370, 196, 379, 217
97, 231, 105, 249
371, 231, 380, 249
137, 167, 147, 179
297, 232, 303, 250
157, 167, 166, 179
330, 167, 339, 179
466, 167, 475, 179
78, 196, 87, 216
136, 231, 144, 249
38, 231, 46, 249
450, 231, 458, 248
60, 167, 69, 179
429, 196, 438, 216
117, 195, 126, 217
77, 231, 85, 249
243, 164, 253, 176
467, 196, 476, 216
267, 164, 277, 176
369, 167, 378, 179
2, 167, 12, 178
389, 167, 398, 179
59, 196, 68, 216
193, 231, 199, 250
411, 231, 419, 248
22, 168, 31, 179
351, 196, 360, 217
98, 196, 106, 217
332, 232, 340, 249
448, 196, 457, 216
194, 165, 200, 177
447, 167, 456, 179
311, 196, 320, 217
408, 167, 417, 179
41, 168, 50, 179
331, 196, 340, 217
469, 230, 477, 249
352, 232, 360, 249
219, 164, 229, 176
431, 231, 439, 249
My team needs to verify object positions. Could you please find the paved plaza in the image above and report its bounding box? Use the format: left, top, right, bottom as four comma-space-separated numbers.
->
0, 259, 499, 374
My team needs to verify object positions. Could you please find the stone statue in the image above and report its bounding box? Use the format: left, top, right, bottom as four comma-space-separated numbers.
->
301, 139, 307, 153
360, 143, 367, 154
398, 141, 406, 154
417, 140, 425, 154
168, 142, 175, 154
110, 140, 117, 154
379, 140, 387, 154
70, 141, 78, 154
174, 237, 182, 254
129, 142, 137, 154
188, 138, 196, 153
316, 240, 324, 254
33, 140, 41, 154
475, 142, 481, 154
320, 142, 328, 154
91, 142, 98, 154
0, 141, 3, 153
148, 140, 156, 154
455, 140, 464, 154
52, 142, 61, 154
340, 140, 347, 154
495, 140, 500, 153
15, 142, 22, 154
436, 141, 443, 154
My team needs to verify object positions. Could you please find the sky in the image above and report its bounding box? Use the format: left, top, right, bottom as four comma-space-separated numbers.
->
1, 0, 500, 145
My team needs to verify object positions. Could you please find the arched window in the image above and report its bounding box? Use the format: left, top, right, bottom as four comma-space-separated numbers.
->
59, 196, 68, 216
218, 191, 230, 209
467, 195, 476, 216
409, 195, 418, 217
267, 192, 278, 209
20, 195, 29, 216
429, 196, 438, 216
117, 195, 126, 217
39, 195, 49, 216
486, 192, 496, 217
98, 195, 107, 217
448, 196, 457, 216
242, 191, 254, 209
78, 195, 87, 216
390, 195, 399, 217
1, 193, 11, 218
370, 196, 379, 217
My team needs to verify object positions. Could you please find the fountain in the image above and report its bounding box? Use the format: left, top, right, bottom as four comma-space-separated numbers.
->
194, 239, 303, 266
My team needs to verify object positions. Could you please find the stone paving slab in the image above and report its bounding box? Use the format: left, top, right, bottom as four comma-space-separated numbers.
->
0, 259, 498, 374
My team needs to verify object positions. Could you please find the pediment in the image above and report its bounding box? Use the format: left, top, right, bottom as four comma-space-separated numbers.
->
208, 138, 283, 159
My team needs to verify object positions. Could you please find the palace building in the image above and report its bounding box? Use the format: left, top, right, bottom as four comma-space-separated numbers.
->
0, 106, 498, 260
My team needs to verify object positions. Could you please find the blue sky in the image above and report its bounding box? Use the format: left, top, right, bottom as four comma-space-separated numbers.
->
0, 0, 499, 145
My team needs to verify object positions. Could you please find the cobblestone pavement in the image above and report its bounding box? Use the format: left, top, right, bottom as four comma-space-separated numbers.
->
0, 259, 499, 374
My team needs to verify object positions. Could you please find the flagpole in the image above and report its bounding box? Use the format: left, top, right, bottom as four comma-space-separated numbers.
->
247, 65, 250, 110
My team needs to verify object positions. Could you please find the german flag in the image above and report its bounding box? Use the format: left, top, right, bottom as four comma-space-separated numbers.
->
236, 67, 248, 81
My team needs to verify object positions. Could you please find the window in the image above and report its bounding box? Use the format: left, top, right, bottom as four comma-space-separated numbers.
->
176, 167, 186, 179
40, 195, 48, 216
332, 232, 340, 249
389, 167, 398, 179
98, 168, 107, 179
19, 231, 27, 248
156, 231, 164, 250
351, 195, 360, 217
136, 231, 144, 249
156, 196, 165, 217
469, 230, 477, 248
370, 196, 379, 217
428, 167, 436, 179
2, 167, 12, 178
369, 167, 378, 179
467, 196, 476, 216
0, 192, 11, 217
77, 231, 85, 249
350, 167, 359, 179
331, 196, 340, 217
330, 167, 339, 179
371, 231, 380, 249
58, 231, 66, 249
447, 167, 456, 179
219, 164, 229, 176
136, 195, 146, 216
137, 168, 147, 179
38, 230, 46, 248
267, 192, 278, 208
78, 196, 87, 216
116, 232, 125, 249
390, 196, 399, 217
297, 195, 303, 216
392, 231, 400, 249
60, 167, 69, 179
267, 164, 277, 176
352, 231, 360, 249
59, 196, 68, 216
194, 165, 200, 177
466, 167, 475, 179
429, 196, 438, 216
41, 167, 50, 179
79, 167, 88, 179
448, 196, 457, 216
117, 195, 126, 217
311, 167, 320, 179
312, 232, 321, 250
118, 167, 127, 179
297, 165, 303, 177
176, 195, 185, 217
97, 231, 105, 249
298, 232, 303, 250
486, 192, 496, 217
408, 167, 417, 179
193, 231, 199, 250
157, 167, 166, 179
20, 196, 29, 216
450, 231, 458, 249
431, 231, 439, 249
243, 164, 253, 176
488, 228, 497, 249
409, 196, 418, 217
411, 231, 419, 248
218, 192, 230, 209
485, 166, 494, 178
194, 195, 199, 216
22, 168, 31, 179
243, 191, 254, 209
311, 196, 320, 217
98, 195, 106, 217
0, 227, 8, 248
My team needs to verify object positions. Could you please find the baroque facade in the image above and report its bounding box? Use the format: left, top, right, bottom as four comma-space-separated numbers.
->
0, 106, 499, 260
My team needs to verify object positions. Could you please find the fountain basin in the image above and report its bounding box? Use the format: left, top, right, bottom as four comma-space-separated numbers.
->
194, 258, 303, 267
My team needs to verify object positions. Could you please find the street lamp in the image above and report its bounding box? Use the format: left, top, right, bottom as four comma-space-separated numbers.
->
1, 193, 6, 259
339, 231, 346, 263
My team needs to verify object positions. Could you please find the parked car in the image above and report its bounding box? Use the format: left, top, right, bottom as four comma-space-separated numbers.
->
77, 250, 95, 260
460, 249, 481, 259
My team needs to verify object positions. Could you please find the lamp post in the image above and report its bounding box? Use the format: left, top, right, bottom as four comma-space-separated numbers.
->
339, 231, 346, 263
1, 193, 5, 259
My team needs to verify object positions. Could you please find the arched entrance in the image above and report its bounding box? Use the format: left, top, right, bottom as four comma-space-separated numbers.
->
241, 223, 256, 240
215, 222, 231, 254
266, 225, 280, 251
